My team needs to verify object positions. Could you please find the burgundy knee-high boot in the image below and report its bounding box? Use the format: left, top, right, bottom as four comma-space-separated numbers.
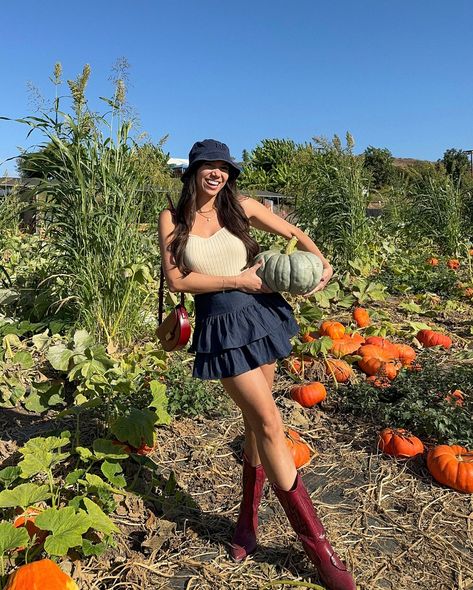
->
229, 454, 266, 562
272, 473, 356, 590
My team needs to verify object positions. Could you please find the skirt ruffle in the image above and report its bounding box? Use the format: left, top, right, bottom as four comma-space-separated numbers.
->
189, 290, 299, 380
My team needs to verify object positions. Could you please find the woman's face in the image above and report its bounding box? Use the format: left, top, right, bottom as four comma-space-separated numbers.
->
195, 161, 230, 198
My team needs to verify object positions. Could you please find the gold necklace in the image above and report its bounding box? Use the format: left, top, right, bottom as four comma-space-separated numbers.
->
196, 206, 216, 222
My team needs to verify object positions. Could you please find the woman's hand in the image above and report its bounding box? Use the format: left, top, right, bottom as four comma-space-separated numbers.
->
303, 264, 333, 297
237, 261, 272, 293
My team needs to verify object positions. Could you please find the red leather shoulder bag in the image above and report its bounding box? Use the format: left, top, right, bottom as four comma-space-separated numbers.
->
156, 196, 192, 352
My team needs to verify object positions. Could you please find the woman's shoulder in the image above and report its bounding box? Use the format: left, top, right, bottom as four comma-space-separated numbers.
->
158, 208, 176, 233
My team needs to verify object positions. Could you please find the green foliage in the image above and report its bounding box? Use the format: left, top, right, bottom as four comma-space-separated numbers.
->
338, 355, 473, 446
165, 357, 227, 417
441, 148, 470, 184
408, 169, 465, 256
363, 146, 395, 189
297, 134, 372, 267
4, 63, 159, 346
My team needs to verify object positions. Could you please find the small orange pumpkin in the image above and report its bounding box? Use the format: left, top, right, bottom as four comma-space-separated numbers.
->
447, 259, 460, 270
427, 445, 473, 493
285, 429, 311, 468
358, 344, 399, 378
445, 389, 464, 407
352, 307, 371, 328
290, 382, 327, 407
301, 332, 317, 343
13, 507, 46, 550
325, 359, 353, 383
284, 357, 302, 375
416, 329, 452, 349
367, 375, 391, 388
377, 428, 424, 458
394, 343, 416, 366
5, 559, 79, 590
426, 257, 439, 266
320, 321, 345, 340
469, 248, 473, 256
464, 287, 473, 298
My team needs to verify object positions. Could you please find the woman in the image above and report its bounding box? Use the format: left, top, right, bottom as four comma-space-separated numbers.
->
158, 139, 356, 590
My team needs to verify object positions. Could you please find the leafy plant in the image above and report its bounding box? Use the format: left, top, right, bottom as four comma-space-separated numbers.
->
165, 356, 227, 417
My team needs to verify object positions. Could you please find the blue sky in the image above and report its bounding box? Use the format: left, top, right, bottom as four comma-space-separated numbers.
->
2, 0, 472, 174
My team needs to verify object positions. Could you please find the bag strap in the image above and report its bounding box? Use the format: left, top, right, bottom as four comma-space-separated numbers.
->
159, 193, 184, 324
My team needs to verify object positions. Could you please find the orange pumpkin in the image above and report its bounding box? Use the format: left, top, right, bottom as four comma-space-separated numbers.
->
447, 259, 460, 270
290, 382, 327, 407
377, 428, 424, 458
393, 343, 416, 367
416, 329, 452, 349
426, 257, 439, 266
464, 287, 473, 298
301, 332, 317, 343
325, 359, 353, 383
364, 337, 399, 357
320, 321, 345, 340
358, 344, 399, 379
285, 429, 311, 468
13, 507, 46, 550
330, 333, 365, 358
5, 559, 79, 590
469, 248, 473, 256
445, 389, 464, 407
352, 307, 371, 328
284, 357, 302, 375
427, 445, 473, 493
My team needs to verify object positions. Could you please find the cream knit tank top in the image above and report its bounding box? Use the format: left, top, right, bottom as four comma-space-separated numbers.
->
184, 227, 248, 276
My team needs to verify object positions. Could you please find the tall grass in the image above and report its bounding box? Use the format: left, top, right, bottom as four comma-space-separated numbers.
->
409, 171, 465, 256
8, 64, 155, 346
297, 133, 371, 267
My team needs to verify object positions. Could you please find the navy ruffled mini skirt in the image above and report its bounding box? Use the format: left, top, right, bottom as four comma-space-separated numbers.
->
188, 290, 300, 380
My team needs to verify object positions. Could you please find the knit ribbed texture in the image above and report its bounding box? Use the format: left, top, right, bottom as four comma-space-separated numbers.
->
184, 227, 248, 276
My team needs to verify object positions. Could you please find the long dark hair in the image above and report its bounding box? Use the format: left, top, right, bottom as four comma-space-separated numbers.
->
169, 169, 260, 276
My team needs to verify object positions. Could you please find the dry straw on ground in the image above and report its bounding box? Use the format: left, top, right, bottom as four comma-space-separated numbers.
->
1, 382, 472, 590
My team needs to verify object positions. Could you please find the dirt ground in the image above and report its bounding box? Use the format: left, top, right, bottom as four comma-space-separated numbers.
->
1, 382, 472, 590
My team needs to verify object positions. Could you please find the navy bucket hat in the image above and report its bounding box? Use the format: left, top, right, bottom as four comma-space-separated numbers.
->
181, 139, 241, 182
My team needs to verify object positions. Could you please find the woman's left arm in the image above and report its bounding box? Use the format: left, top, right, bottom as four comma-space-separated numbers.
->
241, 197, 333, 294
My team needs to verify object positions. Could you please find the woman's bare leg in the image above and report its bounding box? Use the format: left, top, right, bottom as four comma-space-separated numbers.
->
242, 361, 276, 466
222, 366, 296, 491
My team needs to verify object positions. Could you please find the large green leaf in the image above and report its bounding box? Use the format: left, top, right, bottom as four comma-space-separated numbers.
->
83, 498, 119, 535
0, 522, 29, 555
35, 507, 91, 556
73, 329, 95, 353
12, 350, 34, 370
0, 466, 21, 489
47, 343, 74, 372
149, 381, 171, 425
19, 434, 70, 478
0, 483, 51, 509
111, 408, 157, 448
93, 439, 130, 460
101, 461, 126, 488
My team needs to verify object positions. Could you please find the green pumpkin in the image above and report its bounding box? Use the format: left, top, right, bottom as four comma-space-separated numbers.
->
254, 237, 323, 294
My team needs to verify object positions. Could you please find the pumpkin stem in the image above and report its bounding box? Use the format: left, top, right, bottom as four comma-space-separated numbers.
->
285, 236, 299, 255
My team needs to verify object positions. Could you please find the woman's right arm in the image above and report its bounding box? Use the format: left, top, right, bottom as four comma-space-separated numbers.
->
158, 210, 267, 294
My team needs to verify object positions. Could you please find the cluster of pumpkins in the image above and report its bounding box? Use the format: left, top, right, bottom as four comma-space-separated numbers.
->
283, 308, 473, 494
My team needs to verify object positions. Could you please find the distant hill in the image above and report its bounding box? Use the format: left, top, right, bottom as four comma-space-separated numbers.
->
393, 157, 433, 168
